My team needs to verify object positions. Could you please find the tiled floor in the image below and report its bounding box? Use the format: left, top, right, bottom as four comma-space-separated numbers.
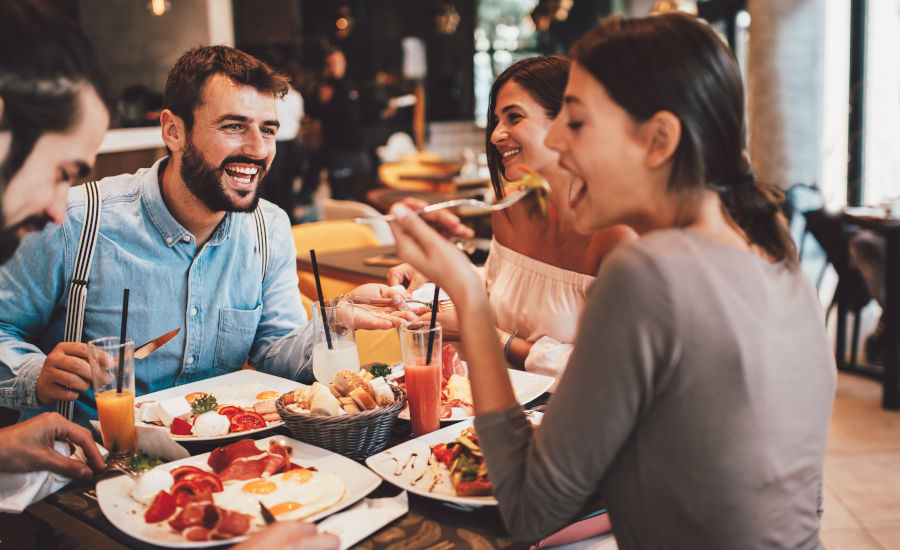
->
821, 371, 900, 549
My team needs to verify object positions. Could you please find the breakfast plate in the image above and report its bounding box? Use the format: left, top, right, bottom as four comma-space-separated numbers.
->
393, 367, 553, 422
134, 370, 303, 442
96, 435, 382, 548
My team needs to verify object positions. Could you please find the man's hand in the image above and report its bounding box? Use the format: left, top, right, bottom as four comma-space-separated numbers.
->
0, 413, 105, 479
398, 198, 475, 240
232, 522, 339, 550
35, 342, 91, 404
386, 262, 429, 291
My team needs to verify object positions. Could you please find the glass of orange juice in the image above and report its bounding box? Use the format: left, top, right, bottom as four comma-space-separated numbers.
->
399, 321, 442, 437
88, 336, 137, 459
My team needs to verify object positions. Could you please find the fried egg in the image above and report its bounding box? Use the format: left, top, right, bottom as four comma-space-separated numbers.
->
205, 383, 279, 409
212, 469, 346, 526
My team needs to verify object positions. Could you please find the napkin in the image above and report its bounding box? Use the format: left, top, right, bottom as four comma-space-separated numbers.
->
0, 440, 108, 513
317, 491, 409, 550
88, 421, 190, 462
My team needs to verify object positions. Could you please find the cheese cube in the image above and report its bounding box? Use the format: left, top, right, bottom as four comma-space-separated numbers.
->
138, 401, 159, 423
154, 396, 192, 427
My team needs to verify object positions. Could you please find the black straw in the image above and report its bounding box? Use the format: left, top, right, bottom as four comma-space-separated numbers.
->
426, 286, 440, 365
309, 250, 333, 349
117, 288, 129, 393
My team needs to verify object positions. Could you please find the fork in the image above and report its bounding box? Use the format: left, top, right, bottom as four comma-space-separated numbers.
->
354, 187, 533, 224
349, 295, 455, 312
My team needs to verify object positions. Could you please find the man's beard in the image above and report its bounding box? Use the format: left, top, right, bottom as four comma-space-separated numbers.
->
180, 136, 266, 213
0, 213, 52, 264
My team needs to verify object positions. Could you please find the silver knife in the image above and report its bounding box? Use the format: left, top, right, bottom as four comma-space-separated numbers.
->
134, 328, 180, 360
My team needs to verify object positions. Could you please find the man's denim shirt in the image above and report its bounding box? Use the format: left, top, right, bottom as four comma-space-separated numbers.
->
0, 158, 315, 427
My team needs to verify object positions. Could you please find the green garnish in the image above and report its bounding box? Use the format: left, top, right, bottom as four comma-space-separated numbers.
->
369, 363, 391, 379
190, 393, 219, 415
124, 453, 164, 472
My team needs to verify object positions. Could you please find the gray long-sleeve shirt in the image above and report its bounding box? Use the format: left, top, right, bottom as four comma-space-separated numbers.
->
475, 229, 836, 549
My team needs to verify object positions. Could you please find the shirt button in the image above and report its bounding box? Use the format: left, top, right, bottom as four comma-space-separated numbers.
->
182, 235, 191, 242
190, 307, 198, 316
165, 237, 173, 244
186, 356, 194, 364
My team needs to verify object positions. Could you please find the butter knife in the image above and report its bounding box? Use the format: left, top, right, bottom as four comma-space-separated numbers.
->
134, 327, 180, 360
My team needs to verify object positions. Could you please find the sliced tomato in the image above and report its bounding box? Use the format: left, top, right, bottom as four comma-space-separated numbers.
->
171, 479, 213, 507
171, 417, 193, 436
217, 405, 244, 420
229, 411, 266, 432
170, 465, 206, 481
431, 443, 459, 468
180, 471, 223, 493
144, 490, 176, 523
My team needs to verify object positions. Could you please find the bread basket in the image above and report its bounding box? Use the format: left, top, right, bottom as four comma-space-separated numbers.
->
275, 385, 407, 460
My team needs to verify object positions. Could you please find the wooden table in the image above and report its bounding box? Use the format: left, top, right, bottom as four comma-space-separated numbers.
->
842, 212, 900, 409
20, 424, 527, 550
296, 245, 398, 288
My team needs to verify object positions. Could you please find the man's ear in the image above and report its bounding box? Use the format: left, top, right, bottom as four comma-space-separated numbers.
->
159, 109, 186, 153
642, 110, 681, 169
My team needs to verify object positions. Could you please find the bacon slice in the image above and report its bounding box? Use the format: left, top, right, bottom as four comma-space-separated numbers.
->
168, 502, 220, 532
253, 399, 278, 415
207, 440, 261, 473
182, 526, 211, 542
218, 452, 285, 482
210, 508, 252, 539
441, 344, 465, 381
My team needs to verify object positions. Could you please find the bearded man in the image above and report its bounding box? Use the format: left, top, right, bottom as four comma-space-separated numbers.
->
0, 46, 423, 428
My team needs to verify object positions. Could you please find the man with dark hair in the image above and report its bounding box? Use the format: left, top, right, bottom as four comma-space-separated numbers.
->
0, 45, 411, 428
0, 0, 113, 264
0, 0, 110, 483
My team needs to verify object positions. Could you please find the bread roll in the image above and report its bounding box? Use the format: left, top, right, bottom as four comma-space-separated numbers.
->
333, 370, 366, 396
349, 387, 376, 410
341, 401, 360, 414
310, 388, 341, 416
359, 370, 374, 383
366, 376, 387, 399
374, 384, 395, 407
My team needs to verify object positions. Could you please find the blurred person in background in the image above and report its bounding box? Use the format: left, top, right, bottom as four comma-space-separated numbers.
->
305, 47, 369, 202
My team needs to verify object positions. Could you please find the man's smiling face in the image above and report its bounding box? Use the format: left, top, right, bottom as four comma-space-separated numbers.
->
179, 73, 279, 213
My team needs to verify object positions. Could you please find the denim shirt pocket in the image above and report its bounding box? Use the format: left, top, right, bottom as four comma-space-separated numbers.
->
212, 305, 262, 373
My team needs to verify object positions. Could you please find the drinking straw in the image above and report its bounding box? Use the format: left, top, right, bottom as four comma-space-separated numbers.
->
117, 288, 129, 393
425, 285, 440, 365
309, 250, 333, 349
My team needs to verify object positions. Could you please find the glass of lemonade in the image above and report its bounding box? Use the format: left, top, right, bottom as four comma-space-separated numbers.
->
399, 321, 442, 437
88, 336, 137, 459
311, 300, 361, 384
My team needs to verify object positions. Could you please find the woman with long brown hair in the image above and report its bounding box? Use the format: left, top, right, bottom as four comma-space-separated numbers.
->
388, 13, 835, 549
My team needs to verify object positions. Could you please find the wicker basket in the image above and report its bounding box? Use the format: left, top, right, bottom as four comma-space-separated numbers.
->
275, 386, 407, 460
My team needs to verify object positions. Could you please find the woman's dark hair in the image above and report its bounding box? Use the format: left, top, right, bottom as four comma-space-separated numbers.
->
163, 45, 289, 135
486, 56, 570, 199
0, 0, 113, 187
570, 13, 796, 265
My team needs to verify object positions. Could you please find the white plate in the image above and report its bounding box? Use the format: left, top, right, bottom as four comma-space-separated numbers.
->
366, 418, 493, 507
96, 435, 382, 548
395, 368, 553, 422
135, 370, 303, 442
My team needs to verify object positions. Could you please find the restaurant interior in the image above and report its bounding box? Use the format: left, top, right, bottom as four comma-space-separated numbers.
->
1, 0, 899, 549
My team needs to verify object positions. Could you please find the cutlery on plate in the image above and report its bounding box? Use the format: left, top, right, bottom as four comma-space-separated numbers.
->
353, 187, 534, 224
259, 501, 277, 524
134, 327, 180, 360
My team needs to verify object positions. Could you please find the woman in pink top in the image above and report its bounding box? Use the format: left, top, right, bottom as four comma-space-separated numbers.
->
389, 57, 634, 381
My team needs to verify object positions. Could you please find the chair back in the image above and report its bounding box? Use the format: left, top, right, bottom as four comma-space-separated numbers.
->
321, 198, 394, 245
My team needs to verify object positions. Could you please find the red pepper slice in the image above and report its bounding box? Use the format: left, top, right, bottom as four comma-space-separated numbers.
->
180, 471, 223, 493
229, 411, 266, 432
144, 490, 176, 523
217, 406, 244, 420
171, 417, 193, 436
170, 465, 206, 481
171, 479, 213, 508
